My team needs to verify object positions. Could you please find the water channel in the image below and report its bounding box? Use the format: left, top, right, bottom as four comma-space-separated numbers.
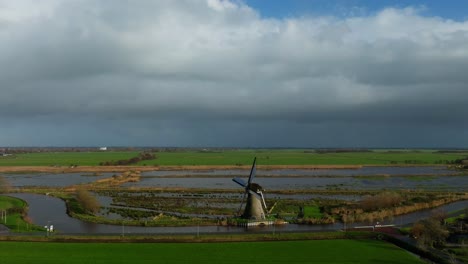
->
8, 193, 468, 235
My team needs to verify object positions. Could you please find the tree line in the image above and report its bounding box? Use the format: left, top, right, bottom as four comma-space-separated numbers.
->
99, 152, 157, 166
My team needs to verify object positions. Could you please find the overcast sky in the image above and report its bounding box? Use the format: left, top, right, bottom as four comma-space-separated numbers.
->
1, 0, 468, 148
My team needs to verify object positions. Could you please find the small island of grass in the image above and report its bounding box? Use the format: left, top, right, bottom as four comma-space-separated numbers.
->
0, 195, 44, 232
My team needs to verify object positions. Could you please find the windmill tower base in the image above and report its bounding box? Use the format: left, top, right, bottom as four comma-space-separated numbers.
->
242, 193, 266, 220
236, 219, 275, 228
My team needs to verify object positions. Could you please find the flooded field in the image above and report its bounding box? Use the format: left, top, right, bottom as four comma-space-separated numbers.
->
3, 167, 468, 191
2, 172, 113, 187
124, 174, 467, 191
137, 167, 466, 191
4, 172, 465, 191
141, 166, 455, 177
2, 166, 465, 191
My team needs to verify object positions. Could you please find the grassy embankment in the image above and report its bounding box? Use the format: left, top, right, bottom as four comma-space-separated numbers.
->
0, 195, 43, 232
0, 149, 467, 167
445, 212, 466, 224
0, 239, 425, 264
0, 152, 139, 166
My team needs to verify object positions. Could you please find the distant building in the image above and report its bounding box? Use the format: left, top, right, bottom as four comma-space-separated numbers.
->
99, 147, 107, 151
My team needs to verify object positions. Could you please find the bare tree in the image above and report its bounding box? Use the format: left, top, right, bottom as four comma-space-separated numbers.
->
412, 218, 449, 248
76, 188, 100, 214
360, 191, 402, 211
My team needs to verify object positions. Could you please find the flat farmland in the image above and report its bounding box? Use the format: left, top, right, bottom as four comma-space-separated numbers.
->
145, 150, 468, 165
0, 240, 424, 264
0, 150, 466, 167
0, 152, 139, 166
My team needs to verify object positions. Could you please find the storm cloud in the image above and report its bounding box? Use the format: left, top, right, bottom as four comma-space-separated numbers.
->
1, 0, 468, 147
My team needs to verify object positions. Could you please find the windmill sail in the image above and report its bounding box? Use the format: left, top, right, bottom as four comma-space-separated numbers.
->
247, 157, 256, 186
233, 178, 247, 188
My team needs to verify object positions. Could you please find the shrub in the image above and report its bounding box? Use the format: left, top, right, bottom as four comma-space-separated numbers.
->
76, 189, 101, 214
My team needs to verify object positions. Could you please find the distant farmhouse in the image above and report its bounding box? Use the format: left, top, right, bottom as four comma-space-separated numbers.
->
0, 153, 12, 157
99, 147, 107, 151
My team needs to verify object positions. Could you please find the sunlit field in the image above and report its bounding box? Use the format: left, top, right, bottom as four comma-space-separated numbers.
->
0, 240, 424, 264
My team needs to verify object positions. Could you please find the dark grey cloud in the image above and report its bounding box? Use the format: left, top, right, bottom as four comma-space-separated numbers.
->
1, 1, 468, 147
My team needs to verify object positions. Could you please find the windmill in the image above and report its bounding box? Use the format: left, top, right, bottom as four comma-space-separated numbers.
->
232, 157, 268, 220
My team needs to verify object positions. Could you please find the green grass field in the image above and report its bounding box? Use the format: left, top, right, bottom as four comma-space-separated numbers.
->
140, 150, 468, 166
0, 196, 43, 232
0, 152, 139, 166
0, 240, 424, 264
0, 196, 25, 210
0, 149, 467, 166
303, 205, 323, 218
